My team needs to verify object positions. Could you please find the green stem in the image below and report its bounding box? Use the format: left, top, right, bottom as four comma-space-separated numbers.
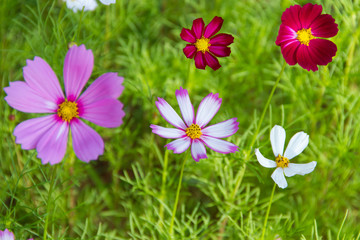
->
72, 7, 85, 42
43, 165, 58, 240
169, 151, 189, 236
260, 183, 276, 240
159, 149, 169, 223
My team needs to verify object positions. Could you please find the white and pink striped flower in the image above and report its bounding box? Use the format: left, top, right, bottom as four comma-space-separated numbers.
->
150, 87, 239, 162
255, 125, 317, 188
4, 45, 125, 165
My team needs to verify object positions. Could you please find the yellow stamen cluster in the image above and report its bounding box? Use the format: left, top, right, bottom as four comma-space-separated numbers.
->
185, 124, 202, 139
194, 37, 211, 53
275, 154, 289, 168
57, 100, 79, 122
296, 28, 315, 46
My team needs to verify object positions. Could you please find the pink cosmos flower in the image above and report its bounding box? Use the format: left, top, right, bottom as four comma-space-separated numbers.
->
4, 45, 125, 165
150, 87, 239, 162
275, 3, 338, 71
180, 16, 234, 71
0, 229, 15, 240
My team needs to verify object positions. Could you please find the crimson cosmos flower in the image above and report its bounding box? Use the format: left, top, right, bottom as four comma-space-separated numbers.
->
275, 3, 338, 71
180, 16, 234, 70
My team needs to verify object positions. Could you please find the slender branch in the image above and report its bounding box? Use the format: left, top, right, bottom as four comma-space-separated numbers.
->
43, 165, 58, 240
260, 183, 277, 240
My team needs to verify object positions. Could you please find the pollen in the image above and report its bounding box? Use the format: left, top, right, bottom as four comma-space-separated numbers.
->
275, 154, 289, 168
185, 124, 202, 139
57, 100, 79, 122
296, 28, 315, 46
194, 37, 211, 53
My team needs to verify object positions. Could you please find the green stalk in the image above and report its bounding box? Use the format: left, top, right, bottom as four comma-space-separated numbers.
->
159, 149, 169, 224
43, 165, 58, 240
169, 151, 189, 237
260, 183, 277, 240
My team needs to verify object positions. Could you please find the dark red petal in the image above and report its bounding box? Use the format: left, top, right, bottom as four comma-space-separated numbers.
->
209, 45, 231, 57
308, 39, 337, 66
204, 52, 221, 70
296, 44, 318, 71
310, 14, 338, 38
299, 3, 322, 29
275, 24, 297, 46
191, 18, 205, 39
194, 51, 206, 69
209, 33, 234, 46
183, 45, 197, 58
180, 28, 196, 43
280, 40, 300, 65
204, 16, 224, 38
281, 5, 302, 31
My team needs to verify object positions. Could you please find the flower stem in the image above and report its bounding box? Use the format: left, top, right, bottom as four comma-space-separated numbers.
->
43, 165, 58, 240
260, 183, 277, 240
169, 151, 189, 237
159, 149, 169, 224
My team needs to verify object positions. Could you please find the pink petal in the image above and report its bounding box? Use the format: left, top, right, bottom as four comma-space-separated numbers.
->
183, 45, 197, 58
165, 137, 191, 154
79, 99, 125, 128
155, 98, 186, 130
310, 14, 338, 38
296, 44, 318, 71
0, 229, 15, 239
36, 118, 69, 165
175, 87, 194, 127
204, 16, 223, 38
71, 118, 104, 162
281, 4, 302, 31
280, 40, 300, 65
201, 135, 238, 154
78, 72, 124, 106
209, 33, 234, 46
191, 139, 207, 162
208, 45, 231, 57
307, 39, 337, 66
194, 51, 206, 69
195, 92, 222, 128
13, 115, 58, 150
202, 118, 239, 138
64, 45, 94, 101
150, 124, 186, 139
275, 24, 297, 46
23, 56, 64, 104
180, 28, 196, 43
191, 18, 205, 39
299, 3, 322, 29
204, 52, 221, 71
4, 81, 59, 113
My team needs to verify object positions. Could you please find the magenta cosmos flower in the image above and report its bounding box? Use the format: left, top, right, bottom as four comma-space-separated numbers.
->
4, 45, 125, 165
150, 87, 239, 162
180, 16, 234, 70
275, 3, 338, 71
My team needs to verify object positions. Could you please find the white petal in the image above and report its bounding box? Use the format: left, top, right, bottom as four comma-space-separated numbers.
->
195, 93, 222, 128
201, 136, 238, 154
99, 0, 116, 5
64, 0, 97, 12
175, 87, 194, 127
284, 162, 317, 177
202, 118, 239, 138
284, 131, 309, 159
155, 97, 186, 130
165, 137, 191, 154
271, 167, 288, 189
270, 125, 286, 157
150, 125, 185, 139
191, 139, 207, 162
255, 149, 277, 168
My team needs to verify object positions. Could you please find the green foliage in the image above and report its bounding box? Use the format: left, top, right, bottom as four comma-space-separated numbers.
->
1, 0, 360, 239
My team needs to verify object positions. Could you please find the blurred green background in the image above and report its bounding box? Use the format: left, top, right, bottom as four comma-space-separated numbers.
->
1, 0, 359, 239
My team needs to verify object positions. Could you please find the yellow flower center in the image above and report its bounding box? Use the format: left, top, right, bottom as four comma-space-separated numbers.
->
275, 154, 289, 168
57, 100, 79, 122
185, 124, 202, 139
296, 28, 315, 46
194, 37, 211, 53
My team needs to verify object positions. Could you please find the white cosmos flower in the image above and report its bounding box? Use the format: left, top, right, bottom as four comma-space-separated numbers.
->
64, 0, 115, 12
150, 87, 239, 162
255, 125, 317, 189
